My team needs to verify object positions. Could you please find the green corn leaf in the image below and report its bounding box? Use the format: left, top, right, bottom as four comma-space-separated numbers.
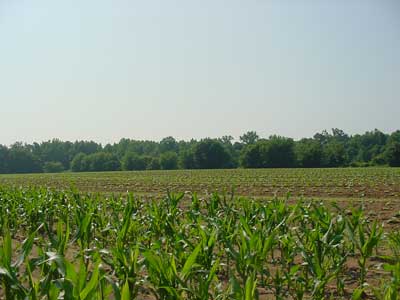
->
0, 267, 13, 281
41, 252, 66, 277
230, 275, 242, 298
181, 243, 202, 281
48, 284, 60, 300
159, 286, 180, 297
143, 251, 162, 275
352, 288, 364, 300
2, 228, 12, 268
80, 262, 100, 300
65, 261, 78, 286
15, 224, 42, 267
105, 276, 121, 300
78, 259, 88, 292
121, 280, 130, 300
26, 258, 38, 300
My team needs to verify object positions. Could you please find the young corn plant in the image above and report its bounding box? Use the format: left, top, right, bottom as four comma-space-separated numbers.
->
296, 214, 347, 299
226, 216, 263, 284
226, 271, 259, 300
372, 231, 400, 300
0, 185, 397, 300
346, 217, 383, 287
143, 242, 202, 300
101, 243, 143, 298
186, 227, 221, 300
0, 222, 28, 299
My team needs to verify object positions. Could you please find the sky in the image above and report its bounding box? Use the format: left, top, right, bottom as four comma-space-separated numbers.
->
0, 0, 399, 145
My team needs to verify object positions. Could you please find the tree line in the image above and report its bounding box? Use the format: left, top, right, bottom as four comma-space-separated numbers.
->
0, 128, 399, 174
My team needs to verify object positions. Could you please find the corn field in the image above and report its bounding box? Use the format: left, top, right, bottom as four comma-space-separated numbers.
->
0, 187, 399, 299
1, 168, 399, 199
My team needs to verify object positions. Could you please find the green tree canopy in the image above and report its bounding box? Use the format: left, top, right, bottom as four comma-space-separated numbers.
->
239, 131, 259, 145
241, 136, 295, 168
7, 143, 42, 173
43, 161, 65, 173
71, 153, 88, 172
385, 141, 400, 167
295, 139, 323, 168
159, 136, 178, 153
160, 151, 178, 170
193, 139, 232, 169
85, 152, 120, 172
322, 141, 347, 167
0, 145, 9, 173
121, 152, 147, 171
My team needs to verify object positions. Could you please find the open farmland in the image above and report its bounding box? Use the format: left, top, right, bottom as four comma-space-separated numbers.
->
1, 168, 400, 299
0, 167, 399, 198
0, 186, 400, 299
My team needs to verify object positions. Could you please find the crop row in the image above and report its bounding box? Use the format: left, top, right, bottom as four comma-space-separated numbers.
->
0, 187, 399, 299
0, 167, 399, 198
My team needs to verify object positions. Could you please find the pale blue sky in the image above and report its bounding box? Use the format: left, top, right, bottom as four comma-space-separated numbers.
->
1, 0, 399, 145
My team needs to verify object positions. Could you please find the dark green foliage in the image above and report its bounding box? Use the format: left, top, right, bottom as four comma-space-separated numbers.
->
0, 128, 399, 174
295, 139, 323, 167
36, 139, 72, 169
389, 130, 400, 143
71, 152, 120, 172
265, 135, 296, 167
240, 136, 295, 168
384, 131, 400, 167
239, 142, 265, 168
71, 140, 102, 155
86, 152, 121, 171
115, 138, 159, 159
239, 131, 259, 145
147, 157, 161, 170
347, 129, 387, 164
178, 149, 196, 169
371, 153, 387, 166
159, 152, 178, 170
0, 145, 9, 173
219, 135, 239, 168
43, 161, 64, 173
7, 143, 42, 173
385, 142, 400, 167
122, 152, 146, 171
193, 139, 233, 169
322, 141, 347, 167
71, 153, 88, 172
159, 136, 178, 153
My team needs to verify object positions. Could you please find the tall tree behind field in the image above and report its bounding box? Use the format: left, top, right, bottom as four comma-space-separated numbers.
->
385, 131, 400, 167
121, 152, 147, 171
159, 137, 178, 153
347, 129, 387, 164
295, 139, 323, 168
322, 141, 347, 167
160, 151, 178, 170
240, 136, 295, 168
193, 139, 233, 169
0, 128, 399, 174
35, 139, 71, 170
7, 143, 42, 173
0, 145, 9, 173
219, 135, 239, 168
239, 131, 259, 145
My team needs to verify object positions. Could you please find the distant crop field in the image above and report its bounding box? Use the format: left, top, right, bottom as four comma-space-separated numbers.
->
0, 167, 399, 199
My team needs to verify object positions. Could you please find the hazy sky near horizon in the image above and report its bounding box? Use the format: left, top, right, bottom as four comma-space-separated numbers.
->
1, 0, 399, 145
